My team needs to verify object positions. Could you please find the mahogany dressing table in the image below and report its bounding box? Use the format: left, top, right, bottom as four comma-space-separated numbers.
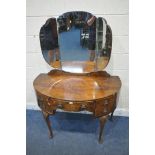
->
33, 11, 121, 143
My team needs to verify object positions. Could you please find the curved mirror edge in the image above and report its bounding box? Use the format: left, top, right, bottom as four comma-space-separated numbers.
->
96, 17, 112, 71
39, 17, 62, 69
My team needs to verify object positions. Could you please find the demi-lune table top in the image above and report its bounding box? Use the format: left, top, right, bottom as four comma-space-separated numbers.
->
33, 70, 121, 102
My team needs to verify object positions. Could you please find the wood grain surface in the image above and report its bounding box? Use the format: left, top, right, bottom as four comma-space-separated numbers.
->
33, 69, 121, 102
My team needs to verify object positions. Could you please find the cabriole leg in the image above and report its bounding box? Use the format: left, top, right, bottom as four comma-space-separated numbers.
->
109, 109, 115, 121
42, 111, 53, 138
98, 115, 108, 143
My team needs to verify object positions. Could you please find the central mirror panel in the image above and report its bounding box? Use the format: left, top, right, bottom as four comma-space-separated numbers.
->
57, 12, 95, 62
39, 11, 112, 73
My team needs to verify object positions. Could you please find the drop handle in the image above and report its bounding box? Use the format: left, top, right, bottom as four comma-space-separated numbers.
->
57, 104, 63, 109
81, 104, 86, 110
104, 100, 109, 105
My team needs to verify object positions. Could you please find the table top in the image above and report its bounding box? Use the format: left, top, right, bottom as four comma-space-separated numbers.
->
33, 70, 121, 102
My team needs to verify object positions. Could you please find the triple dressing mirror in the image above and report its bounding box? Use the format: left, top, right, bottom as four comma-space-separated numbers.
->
40, 11, 112, 73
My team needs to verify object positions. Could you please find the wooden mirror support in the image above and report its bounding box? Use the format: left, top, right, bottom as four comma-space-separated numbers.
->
34, 11, 121, 143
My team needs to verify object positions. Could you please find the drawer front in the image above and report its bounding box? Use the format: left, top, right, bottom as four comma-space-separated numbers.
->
94, 95, 116, 117
35, 91, 95, 113
48, 98, 94, 112
36, 93, 56, 113
36, 92, 117, 115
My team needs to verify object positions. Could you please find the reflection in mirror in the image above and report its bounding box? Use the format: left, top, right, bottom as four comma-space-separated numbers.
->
39, 18, 61, 68
57, 11, 96, 62
96, 18, 112, 70
39, 12, 112, 73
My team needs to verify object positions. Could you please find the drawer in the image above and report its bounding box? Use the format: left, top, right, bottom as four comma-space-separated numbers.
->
36, 93, 56, 113
37, 98, 56, 113
62, 101, 94, 112
94, 95, 116, 117
48, 98, 94, 112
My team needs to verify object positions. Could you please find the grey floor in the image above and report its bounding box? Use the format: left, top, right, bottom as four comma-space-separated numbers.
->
26, 110, 129, 155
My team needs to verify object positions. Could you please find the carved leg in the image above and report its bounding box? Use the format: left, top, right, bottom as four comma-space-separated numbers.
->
42, 111, 53, 139
110, 94, 118, 121
98, 115, 108, 143
109, 104, 116, 121
109, 110, 115, 121
109, 112, 114, 121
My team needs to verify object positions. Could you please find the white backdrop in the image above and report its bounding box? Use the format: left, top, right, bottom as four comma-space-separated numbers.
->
26, 0, 129, 115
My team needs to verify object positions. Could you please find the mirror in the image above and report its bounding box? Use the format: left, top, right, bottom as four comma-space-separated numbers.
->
39, 11, 112, 73
57, 12, 95, 62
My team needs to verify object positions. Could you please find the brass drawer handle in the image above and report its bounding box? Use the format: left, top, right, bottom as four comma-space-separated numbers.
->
103, 107, 108, 113
48, 97, 52, 102
69, 102, 73, 104
57, 104, 63, 109
104, 100, 108, 105
48, 97, 56, 104
81, 104, 86, 110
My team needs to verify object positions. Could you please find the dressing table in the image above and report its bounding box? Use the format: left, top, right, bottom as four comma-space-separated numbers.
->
33, 11, 121, 143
